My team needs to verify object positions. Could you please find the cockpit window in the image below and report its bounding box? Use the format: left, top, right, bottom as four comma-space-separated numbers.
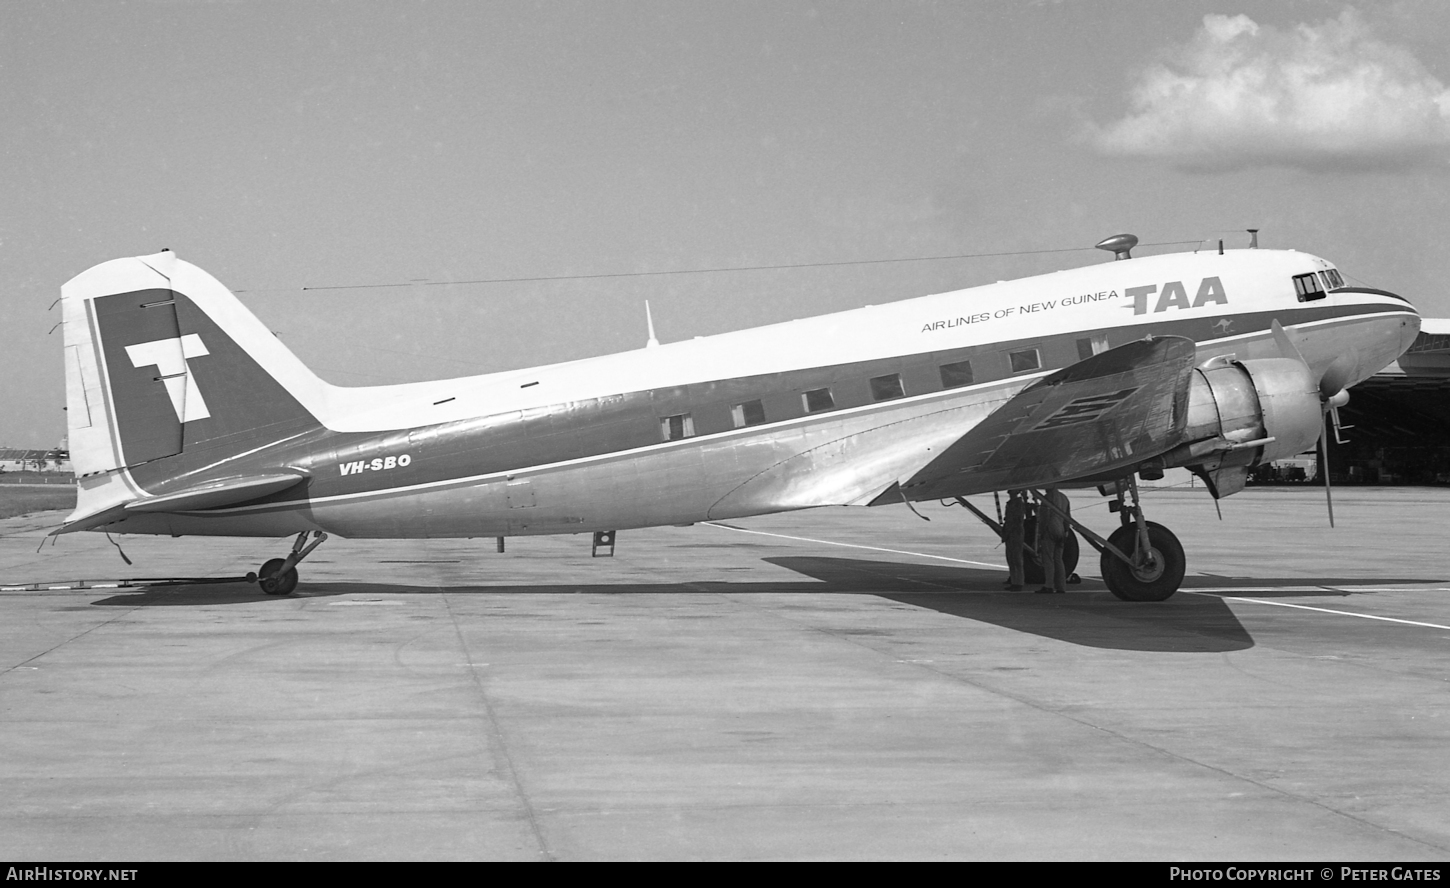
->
1293, 272, 1326, 302
1323, 268, 1345, 289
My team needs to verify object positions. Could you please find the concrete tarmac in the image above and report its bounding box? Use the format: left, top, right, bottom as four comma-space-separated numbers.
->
2, 487, 1448, 861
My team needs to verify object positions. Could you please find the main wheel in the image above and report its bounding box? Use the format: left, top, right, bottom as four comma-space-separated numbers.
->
257, 557, 299, 596
1100, 521, 1185, 602
1021, 518, 1079, 585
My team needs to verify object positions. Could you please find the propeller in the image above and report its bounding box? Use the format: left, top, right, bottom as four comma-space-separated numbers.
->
1270, 320, 1350, 528
1318, 412, 1335, 528
1320, 389, 1351, 528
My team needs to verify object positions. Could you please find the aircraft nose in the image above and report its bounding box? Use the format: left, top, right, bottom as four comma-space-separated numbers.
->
1402, 308, 1422, 353
1386, 288, 1423, 347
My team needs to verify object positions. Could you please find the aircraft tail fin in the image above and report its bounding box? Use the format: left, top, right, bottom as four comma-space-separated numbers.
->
61, 251, 329, 521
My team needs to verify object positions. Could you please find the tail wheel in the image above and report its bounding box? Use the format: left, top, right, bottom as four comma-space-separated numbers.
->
1021, 518, 1079, 584
1100, 521, 1184, 602
258, 557, 299, 596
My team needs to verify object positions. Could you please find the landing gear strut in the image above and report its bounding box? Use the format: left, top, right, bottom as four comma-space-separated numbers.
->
976, 477, 1186, 601
958, 479, 1185, 601
1095, 478, 1184, 602
248, 530, 328, 596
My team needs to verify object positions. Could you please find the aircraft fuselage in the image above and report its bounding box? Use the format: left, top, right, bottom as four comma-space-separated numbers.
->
65, 247, 1418, 540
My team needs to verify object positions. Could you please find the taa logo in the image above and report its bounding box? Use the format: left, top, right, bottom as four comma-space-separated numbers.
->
1126, 277, 1227, 316
125, 334, 211, 423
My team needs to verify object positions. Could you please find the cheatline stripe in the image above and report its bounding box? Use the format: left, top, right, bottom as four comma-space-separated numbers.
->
1183, 592, 1450, 630
703, 521, 1004, 569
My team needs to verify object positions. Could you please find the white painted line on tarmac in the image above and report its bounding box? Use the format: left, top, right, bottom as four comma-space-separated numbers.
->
1336, 588, 1450, 593
1186, 586, 1450, 594
1186, 592, 1450, 630
703, 521, 1004, 569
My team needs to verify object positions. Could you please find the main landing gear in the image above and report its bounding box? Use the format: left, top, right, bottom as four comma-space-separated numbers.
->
959, 476, 1187, 601
247, 530, 328, 596
1092, 478, 1185, 602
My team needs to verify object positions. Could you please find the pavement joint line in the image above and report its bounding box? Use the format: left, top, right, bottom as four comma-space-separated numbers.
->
0, 601, 147, 677
439, 588, 553, 861
1183, 592, 1450, 631
703, 521, 1005, 569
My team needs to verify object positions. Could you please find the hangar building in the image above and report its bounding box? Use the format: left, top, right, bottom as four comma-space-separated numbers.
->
1319, 319, 1450, 485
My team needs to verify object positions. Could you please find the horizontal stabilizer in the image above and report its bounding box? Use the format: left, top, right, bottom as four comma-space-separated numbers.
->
898, 336, 1198, 498
50, 504, 130, 535
123, 473, 308, 513
50, 472, 309, 536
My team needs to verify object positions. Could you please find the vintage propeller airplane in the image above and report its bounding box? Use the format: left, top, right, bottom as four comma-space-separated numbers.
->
55, 234, 1418, 600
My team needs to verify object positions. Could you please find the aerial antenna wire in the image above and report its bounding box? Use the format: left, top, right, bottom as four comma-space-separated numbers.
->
276, 240, 1206, 293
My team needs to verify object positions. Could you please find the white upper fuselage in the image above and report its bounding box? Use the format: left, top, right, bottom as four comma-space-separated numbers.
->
320, 248, 1392, 431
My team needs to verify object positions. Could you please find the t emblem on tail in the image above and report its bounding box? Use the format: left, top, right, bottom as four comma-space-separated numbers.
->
124, 334, 212, 423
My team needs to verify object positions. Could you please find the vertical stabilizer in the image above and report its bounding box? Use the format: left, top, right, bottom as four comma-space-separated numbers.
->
61, 252, 330, 524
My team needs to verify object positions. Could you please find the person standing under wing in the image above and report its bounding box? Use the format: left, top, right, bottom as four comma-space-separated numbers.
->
1003, 489, 1027, 592
1035, 488, 1070, 594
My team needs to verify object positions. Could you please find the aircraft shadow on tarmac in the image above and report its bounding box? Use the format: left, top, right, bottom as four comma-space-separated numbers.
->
763, 556, 1258, 653
82, 554, 1442, 654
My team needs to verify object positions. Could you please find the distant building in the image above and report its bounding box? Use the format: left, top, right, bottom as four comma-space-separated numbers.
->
1317, 318, 1450, 485
0, 448, 73, 474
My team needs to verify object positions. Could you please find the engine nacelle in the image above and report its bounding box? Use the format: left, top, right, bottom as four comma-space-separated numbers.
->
1161, 356, 1323, 477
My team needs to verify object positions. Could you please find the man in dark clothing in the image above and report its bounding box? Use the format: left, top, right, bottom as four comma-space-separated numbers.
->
1035, 488, 1071, 594
1002, 489, 1027, 591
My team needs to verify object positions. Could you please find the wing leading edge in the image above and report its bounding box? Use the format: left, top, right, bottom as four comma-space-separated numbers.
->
889, 335, 1198, 500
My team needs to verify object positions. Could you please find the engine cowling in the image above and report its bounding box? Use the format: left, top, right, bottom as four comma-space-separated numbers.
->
1160, 356, 1323, 482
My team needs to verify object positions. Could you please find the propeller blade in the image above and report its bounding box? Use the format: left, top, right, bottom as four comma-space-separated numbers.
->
1320, 411, 1335, 528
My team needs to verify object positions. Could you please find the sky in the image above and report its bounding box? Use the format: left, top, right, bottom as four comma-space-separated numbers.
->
3, 0, 1448, 448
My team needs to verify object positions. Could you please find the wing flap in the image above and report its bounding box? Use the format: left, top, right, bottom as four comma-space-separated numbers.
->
899, 336, 1197, 498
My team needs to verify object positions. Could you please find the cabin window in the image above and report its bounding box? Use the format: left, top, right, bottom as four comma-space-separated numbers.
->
1293, 272, 1326, 302
1076, 335, 1109, 361
939, 360, 974, 389
1008, 348, 1041, 373
660, 413, 695, 441
869, 373, 905, 402
731, 400, 766, 428
802, 388, 834, 413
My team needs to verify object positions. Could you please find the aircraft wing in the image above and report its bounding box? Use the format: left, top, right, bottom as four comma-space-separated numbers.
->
891, 335, 1197, 500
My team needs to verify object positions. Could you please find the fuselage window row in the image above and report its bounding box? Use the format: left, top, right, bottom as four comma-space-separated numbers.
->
659, 351, 1055, 438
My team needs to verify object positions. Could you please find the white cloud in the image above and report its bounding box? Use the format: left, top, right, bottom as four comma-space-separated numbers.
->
1085, 9, 1450, 171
